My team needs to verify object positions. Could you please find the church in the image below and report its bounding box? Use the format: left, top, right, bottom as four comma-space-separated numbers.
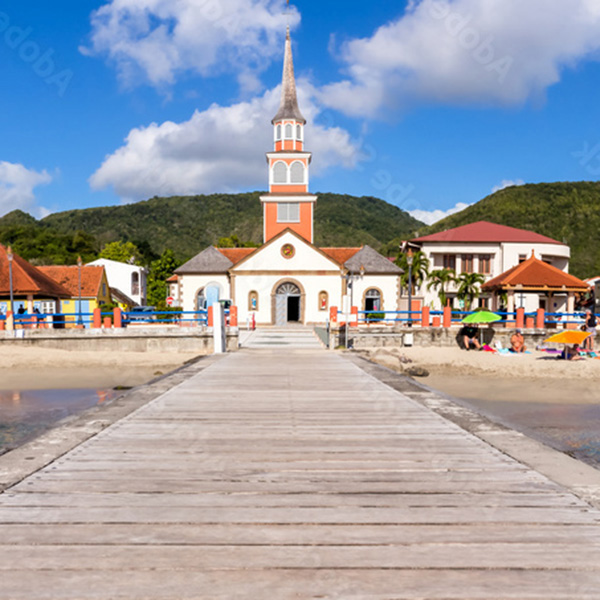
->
173, 28, 403, 326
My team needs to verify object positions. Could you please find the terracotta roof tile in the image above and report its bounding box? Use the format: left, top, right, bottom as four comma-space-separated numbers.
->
413, 221, 564, 245
0, 245, 71, 298
217, 248, 256, 265
38, 265, 106, 298
320, 248, 361, 265
482, 254, 589, 291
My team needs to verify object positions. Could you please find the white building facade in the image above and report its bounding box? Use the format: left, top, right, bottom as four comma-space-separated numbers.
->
87, 258, 148, 307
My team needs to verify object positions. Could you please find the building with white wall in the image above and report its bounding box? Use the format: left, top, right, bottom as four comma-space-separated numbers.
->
87, 258, 147, 307
412, 222, 571, 310
174, 29, 402, 325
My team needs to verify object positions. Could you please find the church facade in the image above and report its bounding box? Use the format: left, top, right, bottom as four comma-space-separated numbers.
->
174, 29, 402, 326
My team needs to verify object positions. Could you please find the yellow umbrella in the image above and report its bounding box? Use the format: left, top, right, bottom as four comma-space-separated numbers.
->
544, 330, 590, 345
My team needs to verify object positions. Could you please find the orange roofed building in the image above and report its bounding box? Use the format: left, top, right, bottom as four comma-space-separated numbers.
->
482, 253, 590, 315
173, 28, 403, 326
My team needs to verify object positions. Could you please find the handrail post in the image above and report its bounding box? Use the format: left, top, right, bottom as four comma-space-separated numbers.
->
536, 308, 545, 329
516, 307, 525, 329
443, 306, 451, 328
421, 306, 430, 328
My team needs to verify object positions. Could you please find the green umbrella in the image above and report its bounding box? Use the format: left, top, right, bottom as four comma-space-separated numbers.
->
461, 310, 502, 324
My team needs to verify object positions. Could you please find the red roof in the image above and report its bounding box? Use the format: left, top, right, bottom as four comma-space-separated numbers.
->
413, 221, 564, 245
38, 265, 106, 298
320, 248, 361, 264
482, 254, 589, 291
166, 274, 178, 283
0, 245, 71, 298
217, 248, 256, 264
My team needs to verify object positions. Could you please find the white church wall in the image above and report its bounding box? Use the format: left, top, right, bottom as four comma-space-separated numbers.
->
351, 276, 400, 313
179, 275, 231, 313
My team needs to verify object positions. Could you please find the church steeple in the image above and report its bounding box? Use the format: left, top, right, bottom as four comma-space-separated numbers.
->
260, 27, 317, 244
272, 27, 306, 125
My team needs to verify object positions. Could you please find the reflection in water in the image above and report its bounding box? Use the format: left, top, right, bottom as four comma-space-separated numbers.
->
457, 398, 600, 469
0, 388, 117, 455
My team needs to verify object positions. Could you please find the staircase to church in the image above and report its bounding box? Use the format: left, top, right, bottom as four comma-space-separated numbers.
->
239, 326, 324, 349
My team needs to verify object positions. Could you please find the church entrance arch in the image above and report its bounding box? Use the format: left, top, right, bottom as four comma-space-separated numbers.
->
273, 281, 303, 325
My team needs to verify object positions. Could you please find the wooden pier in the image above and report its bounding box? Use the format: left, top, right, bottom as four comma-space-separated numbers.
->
1, 333, 600, 598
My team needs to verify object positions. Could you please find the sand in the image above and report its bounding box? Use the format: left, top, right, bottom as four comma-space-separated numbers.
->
0, 345, 200, 390
362, 346, 600, 405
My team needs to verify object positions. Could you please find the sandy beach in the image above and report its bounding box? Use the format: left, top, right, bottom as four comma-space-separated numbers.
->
0, 345, 200, 390
362, 346, 600, 405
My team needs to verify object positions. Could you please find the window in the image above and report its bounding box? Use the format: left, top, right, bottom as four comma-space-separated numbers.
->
296, 124, 302, 140
248, 291, 259, 311
196, 289, 206, 310
479, 254, 491, 275
443, 254, 456, 271
461, 254, 474, 274
131, 272, 140, 296
277, 203, 300, 223
40, 301, 56, 314
273, 161, 287, 183
276, 124, 282, 140
285, 124, 293, 138
102, 283, 107, 297
365, 288, 381, 312
290, 162, 305, 184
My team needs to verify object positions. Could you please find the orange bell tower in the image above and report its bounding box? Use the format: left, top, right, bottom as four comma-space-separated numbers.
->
260, 27, 317, 243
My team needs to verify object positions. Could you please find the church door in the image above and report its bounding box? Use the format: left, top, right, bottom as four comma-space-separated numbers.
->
275, 282, 301, 325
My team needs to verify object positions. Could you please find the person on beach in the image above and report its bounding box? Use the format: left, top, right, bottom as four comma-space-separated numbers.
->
562, 344, 584, 361
461, 325, 481, 350
510, 329, 526, 353
583, 309, 597, 351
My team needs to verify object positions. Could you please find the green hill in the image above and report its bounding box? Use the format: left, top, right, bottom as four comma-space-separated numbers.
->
423, 182, 600, 279
0, 192, 424, 265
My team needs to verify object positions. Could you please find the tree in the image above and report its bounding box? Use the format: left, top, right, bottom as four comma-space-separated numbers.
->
427, 268, 456, 308
99, 241, 141, 264
146, 249, 181, 309
395, 250, 429, 294
217, 234, 259, 248
455, 272, 486, 311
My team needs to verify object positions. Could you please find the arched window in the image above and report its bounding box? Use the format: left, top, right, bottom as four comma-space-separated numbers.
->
319, 291, 328, 311
365, 288, 382, 312
296, 124, 302, 140
131, 272, 140, 296
285, 124, 293, 139
273, 161, 287, 183
196, 288, 206, 310
248, 291, 259, 311
290, 162, 305, 184
276, 124, 282, 140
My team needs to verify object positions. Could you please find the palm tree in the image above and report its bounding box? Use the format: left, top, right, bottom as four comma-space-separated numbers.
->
427, 268, 456, 308
456, 272, 486, 311
395, 250, 430, 295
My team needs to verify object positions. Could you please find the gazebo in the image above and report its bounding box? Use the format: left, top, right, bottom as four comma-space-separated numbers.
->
0, 245, 71, 316
482, 253, 590, 315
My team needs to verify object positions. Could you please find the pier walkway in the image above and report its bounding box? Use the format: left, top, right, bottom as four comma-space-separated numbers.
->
1, 343, 600, 598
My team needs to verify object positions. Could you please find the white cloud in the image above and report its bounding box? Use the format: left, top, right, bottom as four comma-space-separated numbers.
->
83, 0, 299, 90
491, 179, 524, 193
90, 82, 362, 201
0, 162, 52, 217
319, 0, 600, 117
410, 201, 471, 225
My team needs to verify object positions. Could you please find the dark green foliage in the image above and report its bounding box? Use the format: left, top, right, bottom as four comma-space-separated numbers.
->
423, 182, 600, 279
147, 249, 182, 309
0, 192, 423, 266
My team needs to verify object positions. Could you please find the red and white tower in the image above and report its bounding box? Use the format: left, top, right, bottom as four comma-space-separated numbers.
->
260, 27, 317, 243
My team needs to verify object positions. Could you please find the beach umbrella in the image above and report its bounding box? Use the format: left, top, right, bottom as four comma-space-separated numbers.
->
461, 310, 502, 324
544, 330, 590, 345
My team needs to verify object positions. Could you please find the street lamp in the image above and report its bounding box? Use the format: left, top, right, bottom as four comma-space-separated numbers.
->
344, 264, 365, 349
77, 255, 83, 326
7, 246, 14, 314
407, 249, 414, 327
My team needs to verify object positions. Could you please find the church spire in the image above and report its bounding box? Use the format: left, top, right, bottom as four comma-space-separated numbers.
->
272, 27, 306, 125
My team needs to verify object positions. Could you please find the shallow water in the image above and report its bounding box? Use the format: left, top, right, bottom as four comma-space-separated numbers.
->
453, 397, 600, 468
0, 388, 117, 455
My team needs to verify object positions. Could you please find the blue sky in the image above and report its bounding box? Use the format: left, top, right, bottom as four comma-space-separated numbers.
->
1, 0, 600, 225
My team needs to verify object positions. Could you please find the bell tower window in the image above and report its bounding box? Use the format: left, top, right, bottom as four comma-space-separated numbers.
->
296, 125, 302, 140
277, 203, 300, 223
290, 162, 305, 184
276, 124, 282, 140
285, 124, 293, 139
273, 161, 287, 184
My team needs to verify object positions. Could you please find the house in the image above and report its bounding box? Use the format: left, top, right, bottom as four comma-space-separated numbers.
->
174, 28, 402, 326
411, 221, 570, 308
0, 244, 71, 317
86, 258, 147, 307
38, 265, 111, 327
